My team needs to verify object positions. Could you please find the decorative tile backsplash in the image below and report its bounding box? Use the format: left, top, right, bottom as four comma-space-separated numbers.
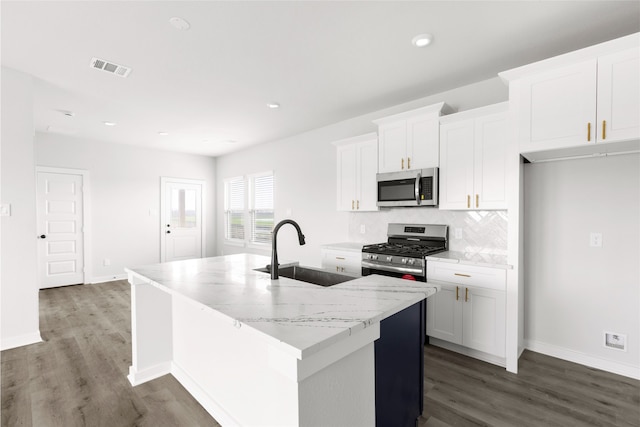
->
348, 209, 508, 255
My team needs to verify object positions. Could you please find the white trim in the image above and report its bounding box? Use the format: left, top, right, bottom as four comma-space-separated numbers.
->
0, 331, 43, 351
160, 177, 206, 262
171, 362, 241, 427
127, 362, 172, 386
35, 166, 92, 286
525, 339, 640, 380
428, 337, 506, 368
90, 273, 128, 284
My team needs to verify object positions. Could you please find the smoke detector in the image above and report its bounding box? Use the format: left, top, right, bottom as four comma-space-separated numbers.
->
89, 57, 132, 78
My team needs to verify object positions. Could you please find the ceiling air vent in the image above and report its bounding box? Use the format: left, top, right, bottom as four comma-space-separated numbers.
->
89, 57, 132, 78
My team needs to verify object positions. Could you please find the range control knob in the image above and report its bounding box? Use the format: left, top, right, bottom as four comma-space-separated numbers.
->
386, 256, 392, 262
408, 259, 415, 265
401, 258, 407, 264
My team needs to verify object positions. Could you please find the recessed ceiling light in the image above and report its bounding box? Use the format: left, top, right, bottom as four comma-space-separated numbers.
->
103, 121, 116, 126
266, 102, 280, 109
158, 131, 169, 136
169, 17, 191, 31
411, 34, 433, 48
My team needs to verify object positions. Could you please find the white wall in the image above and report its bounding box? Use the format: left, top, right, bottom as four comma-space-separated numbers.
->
524, 153, 640, 378
1, 67, 42, 350
216, 77, 508, 266
35, 133, 216, 282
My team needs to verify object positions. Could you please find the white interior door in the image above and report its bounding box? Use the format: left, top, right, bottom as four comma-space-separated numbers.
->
37, 171, 85, 288
161, 178, 204, 262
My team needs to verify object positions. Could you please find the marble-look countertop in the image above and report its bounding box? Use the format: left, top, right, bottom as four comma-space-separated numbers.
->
126, 253, 438, 359
426, 251, 512, 269
320, 242, 366, 252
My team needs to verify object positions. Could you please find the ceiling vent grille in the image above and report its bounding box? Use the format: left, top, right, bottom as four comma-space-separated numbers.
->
89, 57, 132, 78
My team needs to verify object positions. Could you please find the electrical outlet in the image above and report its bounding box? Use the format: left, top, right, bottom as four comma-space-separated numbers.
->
590, 232, 603, 247
0, 204, 10, 217
360, 224, 366, 234
454, 228, 462, 239
604, 332, 626, 351
103, 258, 111, 266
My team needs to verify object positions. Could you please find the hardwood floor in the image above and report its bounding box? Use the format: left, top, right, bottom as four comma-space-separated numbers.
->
2, 281, 638, 426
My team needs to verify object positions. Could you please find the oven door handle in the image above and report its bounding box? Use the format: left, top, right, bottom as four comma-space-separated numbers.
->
415, 172, 422, 205
362, 261, 424, 276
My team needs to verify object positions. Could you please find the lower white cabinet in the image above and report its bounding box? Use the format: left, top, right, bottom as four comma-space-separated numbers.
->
426, 261, 506, 359
321, 247, 362, 276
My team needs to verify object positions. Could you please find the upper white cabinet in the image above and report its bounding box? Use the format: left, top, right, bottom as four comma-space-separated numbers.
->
500, 33, 639, 162
374, 102, 445, 173
333, 133, 378, 212
439, 103, 509, 210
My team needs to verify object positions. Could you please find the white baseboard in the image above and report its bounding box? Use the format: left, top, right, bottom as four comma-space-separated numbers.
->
429, 337, 506, 368
1, 331, 42, 351
127, 362, 171, 386
171, 362, 240, 427
525, 339, 640, 380
90, 273, 127, 284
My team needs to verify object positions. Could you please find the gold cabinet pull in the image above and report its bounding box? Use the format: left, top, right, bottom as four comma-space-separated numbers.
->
587, 122, 591, 141
465, 287, 469, 302
454, 273, 471, 277
401, 158, 404, 170
602, 120, 606, 140
335, 257, 346, 260
357, 200, 360, 210
467, 195, 470, 209
351, 200, 354, 210
455, 286, 459, 301
407, 157, 411, 169
475, 194, 479, 208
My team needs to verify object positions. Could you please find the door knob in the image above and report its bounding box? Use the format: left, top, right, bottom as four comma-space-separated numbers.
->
166, 230, 171, 234
39, 234, 46, 239
167, 224, 170, 227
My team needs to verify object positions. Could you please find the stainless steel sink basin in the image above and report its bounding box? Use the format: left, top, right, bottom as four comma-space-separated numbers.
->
254, 265, 356, 287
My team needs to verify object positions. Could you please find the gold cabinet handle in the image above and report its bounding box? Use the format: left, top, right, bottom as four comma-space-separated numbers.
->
401, 158, 404, 170
335, 257, 346, 260
602, 120, 606, 140
467, 195, 470, 209
351, 200, 354, 210
455, 286, 459, 301
454, 273, 471, 277
475, 194, 479, 208
587, 122, 591, 141
465, 288, 469, 302
356, 200, 359, 210
407, 157, 411, 169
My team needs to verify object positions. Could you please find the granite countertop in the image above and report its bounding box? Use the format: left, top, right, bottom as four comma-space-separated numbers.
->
426, 251, 512, 269
125, 253, 438, 359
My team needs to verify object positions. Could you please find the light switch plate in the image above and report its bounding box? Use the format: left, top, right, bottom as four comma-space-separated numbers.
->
0, 204, 10, 217
590, 232, 603, 247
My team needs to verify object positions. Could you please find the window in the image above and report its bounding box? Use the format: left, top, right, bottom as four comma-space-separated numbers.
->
224, 177, 245, 241
224, 172, 274, 245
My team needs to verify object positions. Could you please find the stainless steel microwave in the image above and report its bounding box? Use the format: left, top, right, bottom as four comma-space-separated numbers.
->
376, 167, 438, 207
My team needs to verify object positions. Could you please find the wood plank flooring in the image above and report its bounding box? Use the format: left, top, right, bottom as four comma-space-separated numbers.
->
2, 280, 638, 426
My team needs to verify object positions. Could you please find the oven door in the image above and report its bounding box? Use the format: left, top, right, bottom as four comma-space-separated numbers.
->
362, 261, 426, 282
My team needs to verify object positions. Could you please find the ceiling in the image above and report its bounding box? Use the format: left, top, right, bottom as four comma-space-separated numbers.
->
2, 1, 639, 158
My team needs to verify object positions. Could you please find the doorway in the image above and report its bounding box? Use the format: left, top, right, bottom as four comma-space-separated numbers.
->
36, 167, 91, 289
160, 177, 205, 262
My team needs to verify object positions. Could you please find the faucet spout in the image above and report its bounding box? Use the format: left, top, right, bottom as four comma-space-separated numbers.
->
271, 219, 306, 280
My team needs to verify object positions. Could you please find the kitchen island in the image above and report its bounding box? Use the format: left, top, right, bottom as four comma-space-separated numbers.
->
125, 254, 439, 426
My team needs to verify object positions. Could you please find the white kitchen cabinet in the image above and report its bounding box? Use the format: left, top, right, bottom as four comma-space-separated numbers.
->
503, 42, 639, 161
333, 133, 378, 212
374, 103, 445, 173
439, 103, 508, 210
321, 246, 362, 276
426, 261, 506, 359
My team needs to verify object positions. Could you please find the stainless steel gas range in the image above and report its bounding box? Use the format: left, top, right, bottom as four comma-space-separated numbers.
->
361, 223, 448, 282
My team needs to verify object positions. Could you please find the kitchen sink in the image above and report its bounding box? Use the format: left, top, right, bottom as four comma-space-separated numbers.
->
254, 265, 357, 287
